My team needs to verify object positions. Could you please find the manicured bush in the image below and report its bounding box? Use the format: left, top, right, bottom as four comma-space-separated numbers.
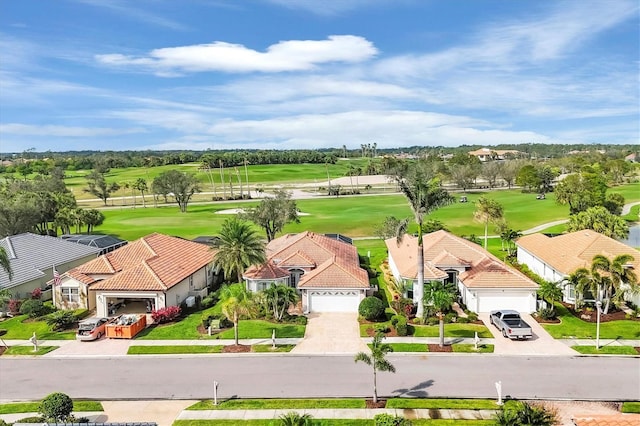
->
151, 306, 181, 324
201, 294, 217, 308
457, 317, 470, 323
20, 299, 50, 318
8, 299, 22, 314
359, 296, 386, 321
39, 392, 73, 422
14, 417, 44, 423
444, 312, 457, 323
466, 312, 478, 322
425, 316, 438, 326
73, 308, 90, 320
390, 315, 400, 328
538, 307, 556, 320
374, 413, 412, 425
391, 297, 415, 318
293, 315, 307, 325
394, 315, 408, 336
374, 324, 390, 333
46, 311, 77, 331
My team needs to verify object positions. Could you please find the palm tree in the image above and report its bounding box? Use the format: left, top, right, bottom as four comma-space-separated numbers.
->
279, 411, 313, 426
354, 331, 396, 403
473, 196, 504, 250
263, 284, 299, 321
0, 247, 12, 281
537, 280, 563, 314
133, 178, 148, 208
494, 401, 557, 426
423, 282, 456, 347
591, 254, 638, 314
213, 218, 266, 283
566, 267, 591, 309
393, 161, 454, 318
219, 284, 257, 345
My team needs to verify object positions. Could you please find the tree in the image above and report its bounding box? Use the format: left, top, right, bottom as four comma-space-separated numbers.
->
219, 284, 257, 345
263, 284, 299, 321
133, 178, 148, 208
497, 224, 521, 256
516, 164, 540, 192
567, 206, 628, 239
393, 161, 454, 318
449, 164, 476, 191
554, 173, 607, 214
500, 161, 520, 189
566, 267, 591, 309
152, 170, 200, 213
473, 197, 504, 250
79, 209, 105, 234
591, 254, 638, 314
354, 331, 396, 403
536, 165, 558, 194
423, 282, 456, 347
213, 218, 266, 283
85, 170, 119, 206
481, 161, 501, 188
537, 280, 563, 314
0, 247, 12, 281
374, 216, 403, 240
603, 192, 625, 215
243, 190, 299, 242
39, 392, 74, 422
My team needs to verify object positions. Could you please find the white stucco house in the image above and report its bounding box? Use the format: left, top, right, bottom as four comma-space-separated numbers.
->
243, 231, 371, 313
516, 230, 640, 307
385, 230, 538, 313
53, 233, 216, 317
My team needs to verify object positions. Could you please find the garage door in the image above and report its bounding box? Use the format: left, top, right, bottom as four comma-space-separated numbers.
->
308, 290, 360, 312
477, 293, 532, 313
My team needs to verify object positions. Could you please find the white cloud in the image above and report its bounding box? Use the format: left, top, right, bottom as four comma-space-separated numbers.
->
0, 124, 147, 137
73, 0, 188, 30
96, 35, 378, 74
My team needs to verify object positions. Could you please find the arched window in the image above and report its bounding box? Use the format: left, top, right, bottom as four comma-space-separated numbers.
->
290, 268, 305, 287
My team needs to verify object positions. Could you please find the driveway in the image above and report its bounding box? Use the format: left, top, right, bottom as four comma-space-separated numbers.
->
479, 313, 576, 356
42, 336, 131, 357
290, 312, 369, 355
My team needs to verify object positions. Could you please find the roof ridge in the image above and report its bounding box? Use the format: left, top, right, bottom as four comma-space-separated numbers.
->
1, 236, 16, 259
140, 235, 159, 258
143, 259, 167, 291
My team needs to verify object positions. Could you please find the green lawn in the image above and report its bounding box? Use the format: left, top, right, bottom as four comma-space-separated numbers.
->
128, 345, 224, 354
382, 343, 429, 352
136, 306, 219, 340
187, 399, 366, 410
0, 401, 103, 414
2, 345, 58, 355
540, 304, 640, 339
571, 346, 639, 355
251, 344, 295, 353
412, 324, 493, 338
386, 398, 499, 410
0, 315, 76, 340
452, 344, 494, 353
621, 402, 640, 413
214, 320, 305, 339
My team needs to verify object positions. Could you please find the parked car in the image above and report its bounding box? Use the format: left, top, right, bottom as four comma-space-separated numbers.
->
489, 310, 533, 340
76, 317, 111, 341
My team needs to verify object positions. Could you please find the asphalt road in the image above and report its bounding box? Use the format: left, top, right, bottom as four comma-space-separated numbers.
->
1, 355, 638, 402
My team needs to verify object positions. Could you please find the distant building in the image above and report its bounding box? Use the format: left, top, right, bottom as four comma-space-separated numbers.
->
467, 148, 520, 161
625, 153, 638, 163
60, 234, 128, 255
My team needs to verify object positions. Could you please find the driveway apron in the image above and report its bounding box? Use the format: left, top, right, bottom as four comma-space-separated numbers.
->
43, 336, 132, 357
480, 313, 576, 356
290, 312, 369, 355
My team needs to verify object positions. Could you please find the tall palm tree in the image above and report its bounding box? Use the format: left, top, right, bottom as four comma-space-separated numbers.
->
566, 267, 591, 309
473, 196, 504, 250
354, 331, 396, 403
423, 283, 456, 347
393, 161, 454, 318
213, 218, 266, 283
537, 280, 563, 314
133, 178, 148, 208
263, 284, 299, 321
220, 284, 257, 345
0, 247, 12, 281
591, 254, 638, 314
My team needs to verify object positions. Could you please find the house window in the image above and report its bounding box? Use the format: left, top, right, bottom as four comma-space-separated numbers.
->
257, 281, 272, 291
445, 270, 458, 285
189, 275, 194, 289
61, 287, 79, 303
290, 269, 304, 287
567, 284, 576, 302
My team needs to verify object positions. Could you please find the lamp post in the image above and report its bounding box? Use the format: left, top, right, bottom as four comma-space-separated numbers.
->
595, 300, 602, 350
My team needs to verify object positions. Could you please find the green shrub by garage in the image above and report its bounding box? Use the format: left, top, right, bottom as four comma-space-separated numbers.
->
359, 296, 385, 321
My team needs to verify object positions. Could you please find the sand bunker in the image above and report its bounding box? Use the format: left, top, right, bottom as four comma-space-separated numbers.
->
216, 208, 309, 216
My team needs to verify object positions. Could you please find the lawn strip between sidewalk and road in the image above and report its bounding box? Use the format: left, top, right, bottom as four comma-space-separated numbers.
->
127, 345, 295, 355
386, 398, 499, 410
3, 346, 58, 355
572, 346, 639, 355
187, 399, 366, 410
622, 402, 640, 413
0, 401, 103, 414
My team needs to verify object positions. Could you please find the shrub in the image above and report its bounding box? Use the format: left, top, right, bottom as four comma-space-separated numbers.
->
466, 312, 478, 322
374, 324, 390, 333
151, 306, 181, 324
425, 316, 439, 326
293, 315, 307, 325
74, 308, 90, 320
279, 411, 313, 426
46, 311, 77, 331
359, 296, 386, 321
14, 417, 45, 423
8, 299, 22, 314
444, 312, 457, 323
394, 315, 408, 336
39, 392, 73, 422
538, 307, 557, 320
201, 294, 217, 308
31, 288, 42, 299
20, 299, 50, 318
391, 297, 415, 318
374, 413, 413, 425
457, 317, 470, 324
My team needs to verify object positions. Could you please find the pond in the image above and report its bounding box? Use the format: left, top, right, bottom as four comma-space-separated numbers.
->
618, 223, 640, 248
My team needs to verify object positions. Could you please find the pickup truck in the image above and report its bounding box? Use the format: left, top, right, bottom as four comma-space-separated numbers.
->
489, 310, 532, 340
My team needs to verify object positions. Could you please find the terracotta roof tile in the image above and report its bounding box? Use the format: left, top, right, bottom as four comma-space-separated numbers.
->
87, 233, 215, 291
277, 250, 316, 268
517, 230, 640, 275
243, 261, 290, 280
298, 257, 369, 289
573, 414, 640, 426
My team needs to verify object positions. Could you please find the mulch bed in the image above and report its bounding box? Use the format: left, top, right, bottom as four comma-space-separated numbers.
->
533, 317, 561, 324
365, 399, 387, 409
428, 344, 453, 352
561, 303, 638, 323
362, 324, 398, 338
222, 344, 251, 353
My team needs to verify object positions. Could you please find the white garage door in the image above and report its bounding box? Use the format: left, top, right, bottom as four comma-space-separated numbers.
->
308, 290, 360, 312
477, 293, 532, 313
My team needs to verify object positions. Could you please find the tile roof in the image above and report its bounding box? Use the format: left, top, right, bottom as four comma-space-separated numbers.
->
297, 256, 370, 289
243, 261, 290, 280
0, 233, 101, 289
74, 233, 215, 292
250, 231, 369, 289
517, 230, 640, 275
386, 230, 537, 289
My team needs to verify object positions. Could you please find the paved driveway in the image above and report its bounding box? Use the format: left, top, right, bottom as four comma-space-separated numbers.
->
479, 313, 576, 356
290, 312, 368, 355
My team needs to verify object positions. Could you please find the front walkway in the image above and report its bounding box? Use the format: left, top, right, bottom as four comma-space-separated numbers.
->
290, 312, 369, 355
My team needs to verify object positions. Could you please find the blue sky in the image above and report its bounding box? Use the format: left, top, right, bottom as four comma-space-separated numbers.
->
1, 0, 638, 153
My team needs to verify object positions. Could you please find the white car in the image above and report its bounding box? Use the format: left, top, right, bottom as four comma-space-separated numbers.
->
76, 317, 110, 341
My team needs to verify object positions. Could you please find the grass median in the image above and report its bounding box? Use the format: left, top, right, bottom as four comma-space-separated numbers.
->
0, 401, 103, 414
571, 346, 639, 355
